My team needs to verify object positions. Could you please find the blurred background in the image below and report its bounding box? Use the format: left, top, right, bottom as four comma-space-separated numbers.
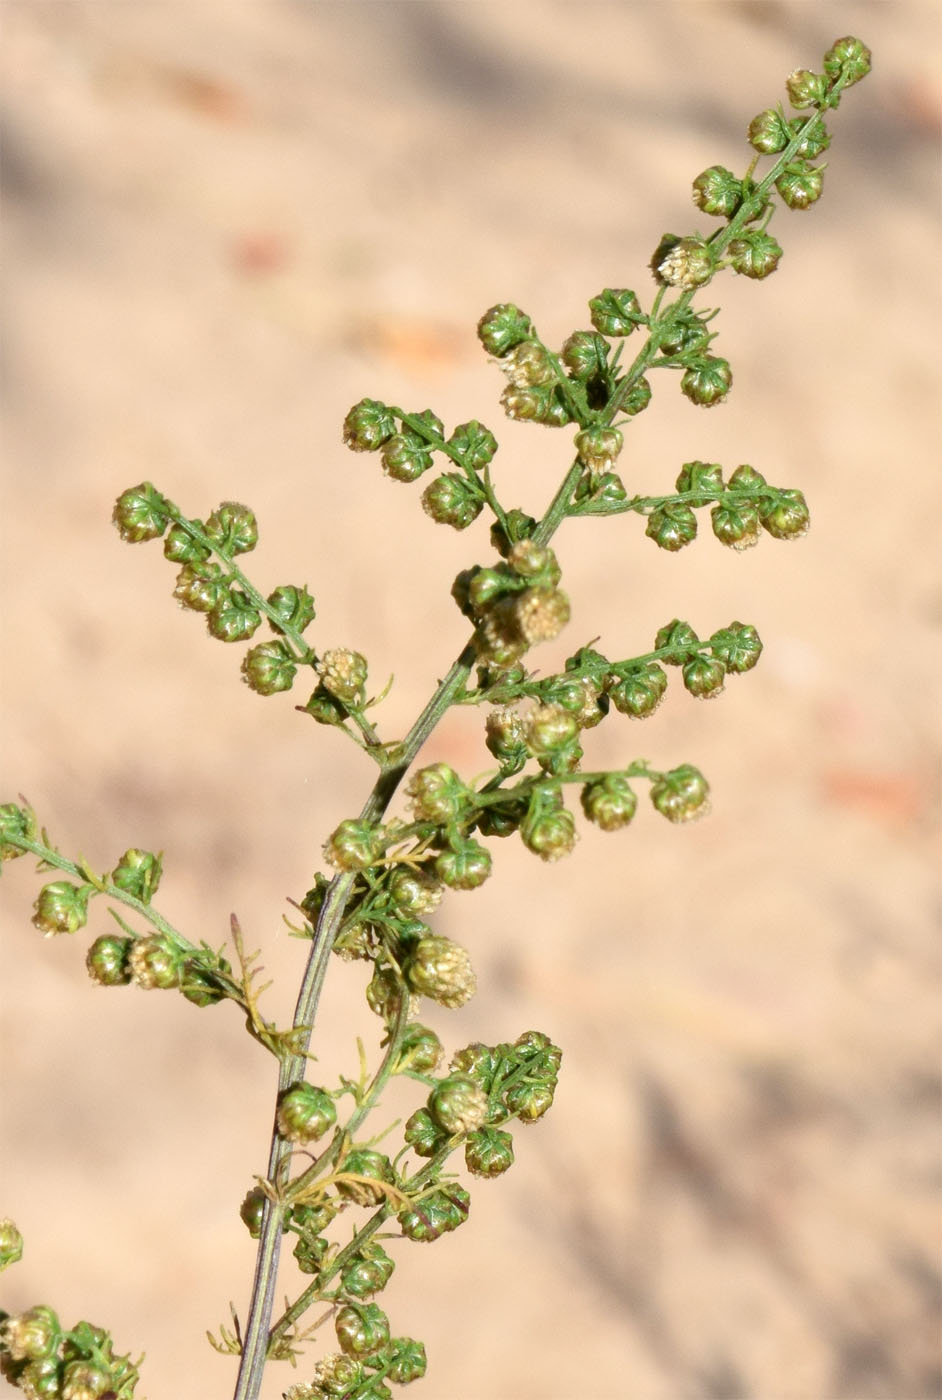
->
1, 3, 939, 1397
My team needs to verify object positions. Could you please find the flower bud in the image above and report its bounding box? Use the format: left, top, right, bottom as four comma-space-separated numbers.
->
302, 685, 348, 726
823, 36, 871, 87
128, 932, 183, 989
277, 1084, 337, 1145
112, 482, 172, 543
748, 108, 789, 153
293, 1233, 329, 1276
675, 460, 723, 495
760, 488, 810, 539
465, 1126, 514, 1179
335, 1302, 390, 1360
502, 338, 556, 387
710, 621, 763, 673
485, 707, 528, 774
526, 703, 579, 755
308, 1354, 363, 1393
323, 819, 384, 871
242, 639, 297, 695
366, 966, 404, 1022
775, 160, 824, 210
421, 473, 483, 530
588, 287, 643, 336
448, 419, 498, 469
0, 802, 37, 860
318, 648, 367, 705
32, 881, 93, 936
682, 654, 726, 699
575, 426, 623, 474
429, 1073, 489, 1136
395, 1023, 443, 1074
406, 763, 466, 823
405, 935, 476, 1008
728, 230, 783, 280
204, 502, 257, 556
691, 165, 744, 218
434, 838, 492, 891
489, 508, 537, 558
658, 312, 711, 357
266, 584, 315, 634
653, 618, 698, 657
239, 1187, 266, 1238
651, 235, 714, 290
650, 764, 710, 823
110, 847, 162, 902
404, 1107, 446, 1158
477, 303, 533, 357
163, 521, 209, 564
788, 115, 830, 159
645, 502, 698, 551
0, 1218, 23, 1272
341, 1243, 395, 1300
504, 1078, 556, 1123
207, 588, 262, 642
608, 661, 668, 719
520, 789, 577, 862
1, 1305, 61, 1361
173, 561, 227, 613
620, 375, 653, 416
560, 331, 608, 381
786, 68, 827, 108
386, 866, 443, 916
507, 539, 558, 583
386, 1337, 427, 1384
342, 398, 396, 452
450, 1041, 497, 1086
680, 357, 732, 407
512, 586, 570, 645
332, 919, 373, 961
86, 934, 133, 987
500, 383, 569, 426
711, 502, 760, 549
728, 463, 767, 491
62, 1360, 114, 1399
581, 774, 638, 831
380, 432, 433, 482
336, 1150, 395, 1207
398, 1184, 470, 1242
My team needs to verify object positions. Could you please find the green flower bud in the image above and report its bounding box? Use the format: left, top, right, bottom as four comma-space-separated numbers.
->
207, 588, 262, 642
62, 1360, 113, 1399
449, 419, 498, 469
1, 1306, 61, 1361
421, 473, 482, 530
318, 648, 367, 705
526, 703, 579, 754
728, 230, 783, 280
680, 356, 732, 407
682, 654, 726, 699
619, 374, 653, 416
786, 68, 827, 109
434, 838, 492, 891
489, 508, 537, 558
342, 398, 396, 452
336, 1150, 395, 1207
0, 1218, 23, 1272
608, 661, 668, 719
110, 847, 162, 901
711, 501, 761, 549
302, 685, 348, 726
332, 919, 373, 961
520, 789, 577, 863
511, 586, 570, 646
504, 1078, 556, 1123
0, 802, 37, 860
386, 866, 443, 916
775, 160, 824, 210
650, 764, 710, 823
395, 1023, 443, 1074
646, 502, 698, 551
266, 584, 315, 634
748, 108, 789, 153
17, 1358, 62, 1399
85, 934, 133, 987
581, 774, 638, 831
560, 331, 608, 381
308, 1353, 364, 1393
465, 1126, 514, 1179
485, 707, 528, 774
514, 1028, 562, 1070
710, 621, 763, 673
341, 1243, 395, 1300
575, 426, 623, 474
404, 1106, 446, 1158
293, 1233, 329, 1275
477, 303, 533, 357
173, 561, 227, 613
277, 1084, 337, 1145
655, 618, 699, 657
823, 36, 871, 87
366, 966, 404, 1022
506, 540, 559, 584
380, 432, 433, 483
406, 762, 466, 822
32, 881, 93, 936
728, 463, 767, 491
675, 460, 723, 495
204, 501, 258, 556
127, 932, 183, 989
651, 234, 714, 290
429, 1073, 489, 1136
760, 488, 810, 539
788, 115, 831, 159
657, 311, 711, 357
691, 165, 744, 218
241, 639, 297, 696
450, 1041, 497, 1085
112, 482, 172, 543
324, 819, 384, 872
398, 1184, 470, 1242
335, 1302, 390, 1360
239, 1186, 266, 1238
405, 934, 476, 1008
300, 872, 330, 924
502, 339, 556, 387
386, 1337, 427, 1384
499, 383, 569, 427
163, 522, 209, 564
588, 287, 643, 336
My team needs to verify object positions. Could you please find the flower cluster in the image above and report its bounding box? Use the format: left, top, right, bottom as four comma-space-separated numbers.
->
0, 1290, 143, 1400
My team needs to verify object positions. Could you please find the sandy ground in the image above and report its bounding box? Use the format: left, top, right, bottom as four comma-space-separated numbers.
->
1, 4, 940, 1398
